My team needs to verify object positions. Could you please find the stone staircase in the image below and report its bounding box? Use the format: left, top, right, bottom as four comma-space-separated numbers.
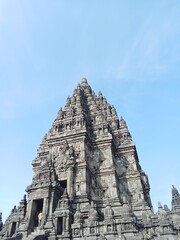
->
23, 227, 46, 240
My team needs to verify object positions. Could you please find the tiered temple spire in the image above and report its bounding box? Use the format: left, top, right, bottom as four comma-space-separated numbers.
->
0, 78, 180, 240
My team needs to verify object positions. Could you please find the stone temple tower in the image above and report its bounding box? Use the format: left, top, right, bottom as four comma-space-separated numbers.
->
1, 78, 180, 239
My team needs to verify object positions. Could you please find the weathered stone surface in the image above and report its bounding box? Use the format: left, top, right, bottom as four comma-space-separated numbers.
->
1, 78, 180, 239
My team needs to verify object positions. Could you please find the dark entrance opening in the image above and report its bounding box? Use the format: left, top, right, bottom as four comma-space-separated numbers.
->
30, 199, 44, 229
60, 180, 67, 189
57, 217, 63, 235
10, 222, 16, 236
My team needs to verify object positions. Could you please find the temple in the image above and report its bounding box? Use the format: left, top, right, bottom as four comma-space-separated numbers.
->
1, 78, 180, 239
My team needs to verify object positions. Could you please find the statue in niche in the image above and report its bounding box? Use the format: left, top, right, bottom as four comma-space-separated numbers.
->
38, 211, 44, 227
90, 227, 95, 233
68, 145, 75, 158
74, 228, 79, 235
107, 224, 111, 232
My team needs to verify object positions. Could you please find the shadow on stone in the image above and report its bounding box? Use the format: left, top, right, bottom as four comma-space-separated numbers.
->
33, 235, 47, 240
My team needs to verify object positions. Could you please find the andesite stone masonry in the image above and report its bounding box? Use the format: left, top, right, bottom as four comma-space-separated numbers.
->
1, 78, 180, 240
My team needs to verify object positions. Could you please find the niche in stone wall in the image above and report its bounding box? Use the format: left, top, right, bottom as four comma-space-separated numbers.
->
57, 217, 63, 235
30, 199, 44, 229
10, 222, 17, 237
60, 180, 67, 189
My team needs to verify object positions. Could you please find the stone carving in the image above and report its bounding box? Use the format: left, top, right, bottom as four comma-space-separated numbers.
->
88, 202, 98, 222
0, 78, 179, 240
52, 141, 75, 173
38, 212, 44, 226
116, 154, 129, 176
104, 199, 114, 220
74, 204, 83, 224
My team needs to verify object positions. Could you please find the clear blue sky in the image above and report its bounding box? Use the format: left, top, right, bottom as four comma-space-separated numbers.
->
0, 1, 180, 221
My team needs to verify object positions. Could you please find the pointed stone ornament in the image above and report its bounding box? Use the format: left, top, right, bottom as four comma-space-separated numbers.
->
172, 185, 180, 213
